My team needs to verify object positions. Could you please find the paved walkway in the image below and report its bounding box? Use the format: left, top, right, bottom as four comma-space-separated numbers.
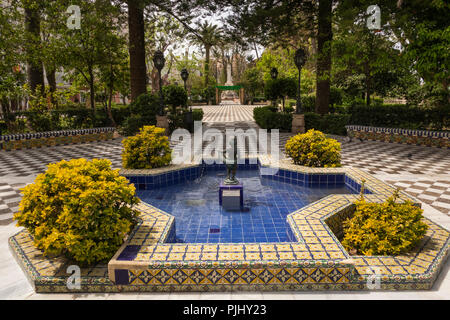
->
0, 104, 449, 299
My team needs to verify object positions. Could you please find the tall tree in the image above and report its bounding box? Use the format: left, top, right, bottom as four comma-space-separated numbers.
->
189, 21, 222, 88
127, 0, 147, 101
23, 1, 45, 93
315, 0, 332, 114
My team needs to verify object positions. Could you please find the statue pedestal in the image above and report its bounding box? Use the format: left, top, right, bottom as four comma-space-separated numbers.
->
292, 114, 305, 134
219, 182, 243, 211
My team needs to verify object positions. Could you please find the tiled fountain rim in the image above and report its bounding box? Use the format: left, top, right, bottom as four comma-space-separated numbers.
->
107, 158, 448, 280
8, 157, 449, 292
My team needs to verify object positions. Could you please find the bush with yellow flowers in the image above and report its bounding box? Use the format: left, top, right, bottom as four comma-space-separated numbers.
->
122, 125, 172, 169
14, 158, 140, 265
342, 186, 428, 256
285, 129, 341, 167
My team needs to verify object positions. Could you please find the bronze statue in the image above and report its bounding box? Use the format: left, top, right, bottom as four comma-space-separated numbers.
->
223, 136, 239, 185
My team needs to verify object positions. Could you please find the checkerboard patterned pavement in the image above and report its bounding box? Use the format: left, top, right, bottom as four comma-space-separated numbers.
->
1, 104, 449, 225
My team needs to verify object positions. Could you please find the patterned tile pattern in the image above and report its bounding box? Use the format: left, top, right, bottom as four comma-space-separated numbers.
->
8, 162, 450, 292
346, 125, 449, 148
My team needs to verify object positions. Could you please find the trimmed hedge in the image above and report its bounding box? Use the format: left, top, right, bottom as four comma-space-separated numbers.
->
348, 104, 449, 130
253, 106, 292, 131
305, 113, 351, 136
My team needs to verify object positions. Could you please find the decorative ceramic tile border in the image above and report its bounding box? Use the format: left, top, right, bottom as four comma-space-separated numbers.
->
8, 156, 450, 292
0, 127, 116, 151
345, 125, 449, 148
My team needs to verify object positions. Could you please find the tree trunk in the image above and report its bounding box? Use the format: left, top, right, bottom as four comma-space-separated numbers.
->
45, 67, 57, 106
24, 7, 44, 93
315, 0, 332, 115
127, 0, 147, 101
205, 45, 211, 88
88, 66, 95, 110
107, 64, 117, 127
365, 62, 371, 105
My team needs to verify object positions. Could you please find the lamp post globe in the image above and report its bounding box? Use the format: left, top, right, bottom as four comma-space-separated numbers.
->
294, 48, 307, 114
270, 67, 278, 80
180, 68, 189, 90
153, 50, 166, 115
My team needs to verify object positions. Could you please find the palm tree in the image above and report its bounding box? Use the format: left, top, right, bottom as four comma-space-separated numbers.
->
189, 22, 222, 89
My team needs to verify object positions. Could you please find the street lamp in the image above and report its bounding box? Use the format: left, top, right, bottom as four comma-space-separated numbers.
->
153, 50, 165, 116
180, 68, 189, 91
270, 67, 278, 80
294, 47, 306, 114
181, 68, 193, 132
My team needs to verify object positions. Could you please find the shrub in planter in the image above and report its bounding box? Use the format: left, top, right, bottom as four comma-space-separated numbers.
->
342, 188, 428, 256
122, 125, 172, 169
14, 159, 140, 265
285, 129, 341, 167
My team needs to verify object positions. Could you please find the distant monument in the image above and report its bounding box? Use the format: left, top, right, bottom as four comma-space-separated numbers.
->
220, 64, 239, 103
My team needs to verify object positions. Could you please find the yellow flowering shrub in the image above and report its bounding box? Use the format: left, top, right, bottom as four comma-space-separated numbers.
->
285, 129, 341, 167
342, 187, 428, 256
14, 159, 140, 265
122, 125, 172, 169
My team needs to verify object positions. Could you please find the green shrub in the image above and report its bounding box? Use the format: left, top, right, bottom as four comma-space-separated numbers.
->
342, 188, 428, 256
122, 125, 172, 169
301, 95, 316, 113
253, 106, 292, 131
163, 85, 188, 111
192, 108, 204, 121
264, 78, 297, 109
202, 86, 217, 104
120, 93, 160, 136
348, 104, 449, 130
305, 112, 351, 136
14, 158, 140, 265
284, 105, 294, 113
285, 129, 342, 167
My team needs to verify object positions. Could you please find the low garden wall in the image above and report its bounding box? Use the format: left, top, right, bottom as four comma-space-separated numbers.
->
0, 127, 116, 151
345, 125, 449, 148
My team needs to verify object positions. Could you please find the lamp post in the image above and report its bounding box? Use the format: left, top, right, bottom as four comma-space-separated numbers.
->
181, 68, 193, 132
270, 67, 278, 80
153, 50, 165, 116
294, 48, 306, 114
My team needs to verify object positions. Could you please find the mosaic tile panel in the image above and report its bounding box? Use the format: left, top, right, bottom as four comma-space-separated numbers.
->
0, 128, 116, 151
346, 125, 449, 148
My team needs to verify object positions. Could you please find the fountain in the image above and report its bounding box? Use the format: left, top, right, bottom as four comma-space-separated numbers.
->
219, 136, 243, 210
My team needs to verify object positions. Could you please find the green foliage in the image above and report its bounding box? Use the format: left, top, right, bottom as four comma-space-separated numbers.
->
285, 129, 342, 167
304, 113, 351, 136
240, 67, 264, 103
264, 78, 297, 109
162, 85, 188, 112
122, 125, 172, 169
342, 188, 428, 256
192, 108, 204, 121
14, 158, 140, 265
253, 106, 292, 131
301, 95, 316, 113
348, 104, 449, 130
202, 85, 217, 105
120, 93, 160, 136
